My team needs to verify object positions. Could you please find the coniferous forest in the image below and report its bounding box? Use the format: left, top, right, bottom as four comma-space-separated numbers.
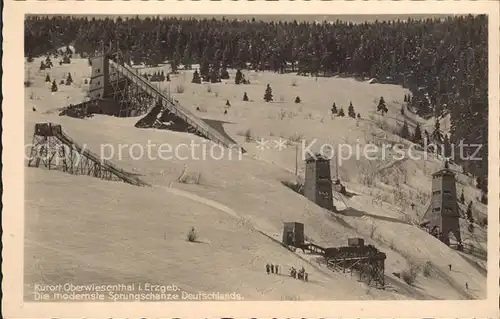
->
24, 15, 489, 194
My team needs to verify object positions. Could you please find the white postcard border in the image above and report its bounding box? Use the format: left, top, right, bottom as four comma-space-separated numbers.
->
2, 1, 499, 318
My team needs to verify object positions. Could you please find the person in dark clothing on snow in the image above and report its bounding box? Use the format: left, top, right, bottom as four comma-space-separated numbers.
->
266, 263, 270, 274
270, 264, 274, 274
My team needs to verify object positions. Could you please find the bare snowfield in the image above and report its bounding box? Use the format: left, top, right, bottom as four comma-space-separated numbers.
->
24, 57, 488, 300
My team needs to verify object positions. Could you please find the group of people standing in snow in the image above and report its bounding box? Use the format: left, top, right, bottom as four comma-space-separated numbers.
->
265, 263, 308, 282
290, 266, 308, 282
265, 263, 280, 275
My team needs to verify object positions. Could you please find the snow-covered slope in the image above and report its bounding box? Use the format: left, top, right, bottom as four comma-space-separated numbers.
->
24, 57, 487, 300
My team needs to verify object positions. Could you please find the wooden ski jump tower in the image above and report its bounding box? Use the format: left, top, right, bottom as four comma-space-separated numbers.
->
282, 222, 305, 247
420, 165, 462, 247
304, 154, 335, 211
60, 53, 244, 153
87, 53, 156, 117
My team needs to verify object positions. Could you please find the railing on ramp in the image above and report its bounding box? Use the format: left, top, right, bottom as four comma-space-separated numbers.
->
109, 60, 245, 153
54, 129, 149, 187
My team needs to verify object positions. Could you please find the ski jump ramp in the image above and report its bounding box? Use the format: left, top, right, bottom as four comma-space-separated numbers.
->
28, 122, 150, 187
77, 54, 245, 154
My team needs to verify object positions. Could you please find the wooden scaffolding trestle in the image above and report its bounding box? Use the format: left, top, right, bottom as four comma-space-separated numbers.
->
59, 53, 245, 153
108, 60, 245, 153
283, 223, 386, 288
27, 123, 150, 187
324, 245, 386, 287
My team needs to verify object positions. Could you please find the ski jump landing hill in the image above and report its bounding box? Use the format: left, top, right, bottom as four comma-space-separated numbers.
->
60, 53, 245, 154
